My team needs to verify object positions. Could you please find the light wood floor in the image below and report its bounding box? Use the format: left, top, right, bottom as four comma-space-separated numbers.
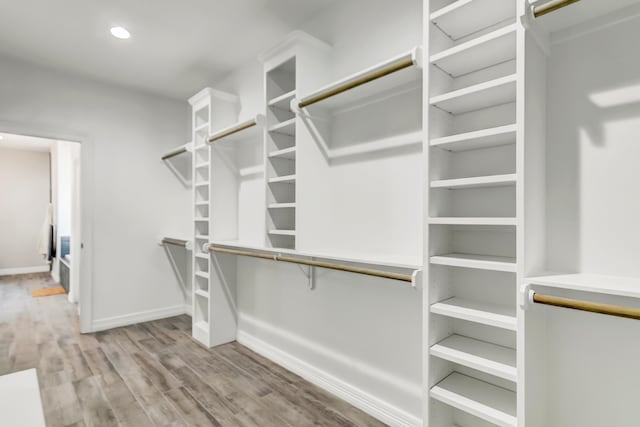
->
0, 273, 386, 427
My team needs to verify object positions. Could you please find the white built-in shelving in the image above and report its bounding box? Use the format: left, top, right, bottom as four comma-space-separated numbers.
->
430, 124, 517, 151
431, 297, 517, 331
430, 0, 517, 41
431, 173, 517, 189
430, 74, 517, 114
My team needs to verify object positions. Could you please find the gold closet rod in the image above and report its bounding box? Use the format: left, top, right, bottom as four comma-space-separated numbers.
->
532, 292, 640, 320
162, 237, 191, 249
161, 146, 188, 160
298, 57, 416, 109
533, 0, 581, 18
208, 118, 258, 144
208, 246, 413, 283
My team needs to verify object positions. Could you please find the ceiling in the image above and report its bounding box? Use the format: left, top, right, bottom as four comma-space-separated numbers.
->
0, 133, 54, 152
0, 0, 339, 99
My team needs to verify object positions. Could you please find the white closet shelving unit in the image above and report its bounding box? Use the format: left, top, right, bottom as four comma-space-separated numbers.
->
424, 0, 535, 425
188, 88, 239, 347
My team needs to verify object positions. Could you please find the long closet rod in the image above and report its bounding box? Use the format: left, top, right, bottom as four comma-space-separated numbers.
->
161, 146, 188, 160
161, 237, 192, 250
533, 0, 581, 18
208, 117, 258, 144
208, 245, 413, 283
298, 57, 415, 109
532, 292, 640, 320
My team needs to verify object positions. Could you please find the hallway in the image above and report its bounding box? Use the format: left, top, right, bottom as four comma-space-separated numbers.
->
0, 274, 384, 427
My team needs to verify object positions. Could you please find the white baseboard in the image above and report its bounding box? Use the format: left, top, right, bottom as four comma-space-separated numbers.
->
237, 330, 422, 427
184, 303, 192, 316
0, 265, 50, 276
92, 304, 188, 332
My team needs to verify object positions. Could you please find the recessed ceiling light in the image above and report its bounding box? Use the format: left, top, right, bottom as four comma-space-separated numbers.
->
110, 26, 131, 40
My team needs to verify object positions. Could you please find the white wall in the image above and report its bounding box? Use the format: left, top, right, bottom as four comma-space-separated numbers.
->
542, 12, 640, 427
0, 147, 50, 273
215, 0, 423, 424
0, 55, 192, 328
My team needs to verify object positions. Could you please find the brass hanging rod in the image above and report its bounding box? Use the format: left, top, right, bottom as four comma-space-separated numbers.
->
208, 246, 413, 283
533, 0, 581, 18
208, 117, 261, 144
161, 146, 189, 160
161, 238, 192, 250
298, 56, 417, 109
532, 292, 640, 320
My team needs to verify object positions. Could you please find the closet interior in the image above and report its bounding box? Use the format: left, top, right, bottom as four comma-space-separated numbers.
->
156, 0, 640, 425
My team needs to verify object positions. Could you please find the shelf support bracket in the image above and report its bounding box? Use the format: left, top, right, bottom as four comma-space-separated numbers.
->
296, 260, 315, 290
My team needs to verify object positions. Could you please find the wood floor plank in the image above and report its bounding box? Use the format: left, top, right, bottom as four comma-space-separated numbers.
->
0, 273, 388, 427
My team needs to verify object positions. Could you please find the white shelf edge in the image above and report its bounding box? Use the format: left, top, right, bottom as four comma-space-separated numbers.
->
430, 23, 517, 64
195, 235, 209, 240
431, 173, 517, 189
430, 372, 517, 427
268, 229, 296, 236
268, 146, 297, 158
430, 334, 517, 382
268, 174, 297, 184
526, 273, 640, 300
430, 253, 517, 272
194, 289, 209, 298
268, 203, 297, 209
429, 217, 517, 226
431, 297, 517, 331
431, 124, 517, 150
429, 74, 517, 112
268, 90, 297, 107
268, 118, 296, 135
195, 272, 210, 279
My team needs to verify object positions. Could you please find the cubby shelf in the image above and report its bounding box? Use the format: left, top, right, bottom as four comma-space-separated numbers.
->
431, 297, 517, 330
268, 203, 296, 209
430, 124, 517, 152
194, 217, 209, 222
194, 182, 209, 188
268, 90, 296, 110
195, 253, 209, 260
268, 174, 297, 184
195, 272, 210, 280
430, 0, 517, 41
194, 289, 209, 298
195, 162, 210, 169
194, 123, 209, 133
429, 217, 517, 226
430, 253, 517, 272
431, 173, 517, 189
195, 201, 209, 206
430, 74, 517, 114
195, 235, 209, 240
194, 144, 208, 151
268, 146, 297, 159
268, 118, 296, 136
430, 24, 517, 77
431, 372, 517, 427
268, 229, 296, 236
431, 334, 517, 382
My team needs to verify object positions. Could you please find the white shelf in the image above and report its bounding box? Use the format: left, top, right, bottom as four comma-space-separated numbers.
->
194, 144, 209, 151
195, 201, 209, 206
431, 297, 517, 330
194, 289, 209, 298
195, 162, 210, 169
268, 146, 297, 160
194, 123, 209, 133
268, 229, 296, 236
195, 235, 209, 240
268, 203, 296, 209
430, 253, 517, 272
268, 118, 296, 136
526, 273, 640, 300
431, 372, 517, 427
429, 217, 517, 226
209, 240, 422, 270
194, 217, 209, 222
195, 272, 210, 280
297, 48, 422, 111
195, 253, 208, 260
431, 335, 517, 382
430, 0, 516, 41
194, 321, 209, 333
431, 124, 517, 152
194, 182, 209, 188
268, 90, 296, 110
431, 174, 517, 189
268, 174, 297, 184
430, 24, 517, 77
430, 74, 517, 115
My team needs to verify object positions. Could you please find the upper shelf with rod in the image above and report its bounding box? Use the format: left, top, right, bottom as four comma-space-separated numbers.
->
527, 0, 637, 34
207, 114, 265, 145
294, 47, 422, 111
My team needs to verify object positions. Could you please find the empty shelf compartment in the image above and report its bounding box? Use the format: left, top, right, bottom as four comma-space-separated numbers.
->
268, 174, 297, 184
269, 118, 296, 136
431, 297, 517, 330
430, 24, 517, 77
430, 74, 517, 115
431, 174, 517, 189
430, 0, 517, 41
431, 124, 517, 152
431, 335, 517, 382
431, 372, 517, 427
268, 146, 297, 159
430, 253, 516, 272
429, 217, 517, 226
268, 90, 296, 110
